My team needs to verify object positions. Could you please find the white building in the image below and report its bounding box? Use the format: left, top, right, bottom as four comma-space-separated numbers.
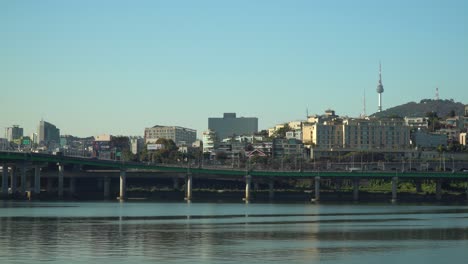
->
202, 130, 217, 153
145, 125, 196, 146
460, 133, 467, 146
404, 117, 429, 128
130, 137, 144, 155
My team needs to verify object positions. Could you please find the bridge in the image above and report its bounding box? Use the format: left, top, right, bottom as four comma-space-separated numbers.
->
1, 151, 468, 202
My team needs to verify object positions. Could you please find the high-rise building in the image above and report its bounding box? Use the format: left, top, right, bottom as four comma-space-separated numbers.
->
208, 113, 258, 140
37, 120, 60, 147
6, 125, 23, 142
144, 125, 196, 146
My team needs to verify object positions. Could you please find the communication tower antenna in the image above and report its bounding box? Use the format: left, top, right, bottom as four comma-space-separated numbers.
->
376, 62, 384, 112
435, 87, 440, 100
362, 90, 367, 118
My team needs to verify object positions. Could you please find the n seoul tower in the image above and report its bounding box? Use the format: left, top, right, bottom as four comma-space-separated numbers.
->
376, 63, 384, 112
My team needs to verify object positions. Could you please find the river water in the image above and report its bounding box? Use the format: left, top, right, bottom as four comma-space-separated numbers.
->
0, 201, 468, 264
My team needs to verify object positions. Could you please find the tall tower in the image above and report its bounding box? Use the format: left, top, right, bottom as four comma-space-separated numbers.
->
376, 63, 384, 112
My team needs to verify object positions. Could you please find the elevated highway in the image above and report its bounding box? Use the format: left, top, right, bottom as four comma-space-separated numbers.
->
1, 151, 468, 202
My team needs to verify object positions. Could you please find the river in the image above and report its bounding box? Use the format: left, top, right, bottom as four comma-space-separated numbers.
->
1, 201, 467, 263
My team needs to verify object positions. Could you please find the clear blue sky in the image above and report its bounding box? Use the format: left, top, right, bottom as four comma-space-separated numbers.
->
1, 0, 467, 138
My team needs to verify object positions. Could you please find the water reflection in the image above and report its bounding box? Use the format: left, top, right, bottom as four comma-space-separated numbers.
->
1, 203, 468, 263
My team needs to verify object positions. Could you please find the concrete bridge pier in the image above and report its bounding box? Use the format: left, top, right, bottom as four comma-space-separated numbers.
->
353, 178, 360, 201
312, 176, 320, 202
436, 179, 442, 201
185, 173, 192, 201
244, 175, 251, 203
10, 166, 17, 194
103, 176, 111, 199
34, 166, 40, 195
1, 165, 8, 194
268, 178, 274, 200
391, 177, 398, 203
58, 164, 64, 199
119, 170, 126, 201
415, 180, 423, 193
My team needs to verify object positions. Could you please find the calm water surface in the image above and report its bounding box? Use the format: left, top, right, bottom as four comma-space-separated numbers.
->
1, 201, 468, 263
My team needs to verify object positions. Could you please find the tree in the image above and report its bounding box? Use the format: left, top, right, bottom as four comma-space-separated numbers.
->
448, 110, 456, 118
272, 124, 293, 138
255, 130, 269, 137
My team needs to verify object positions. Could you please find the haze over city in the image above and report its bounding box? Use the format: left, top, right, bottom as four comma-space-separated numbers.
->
1, 0, 468, 137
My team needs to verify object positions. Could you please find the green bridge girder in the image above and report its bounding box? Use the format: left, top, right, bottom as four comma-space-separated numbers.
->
1, 151, 468, 179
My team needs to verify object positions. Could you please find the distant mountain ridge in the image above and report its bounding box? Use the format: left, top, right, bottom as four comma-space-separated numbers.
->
371, 99, 465, 118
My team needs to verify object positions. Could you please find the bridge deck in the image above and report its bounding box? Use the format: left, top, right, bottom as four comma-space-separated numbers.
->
1, 151, 468, 179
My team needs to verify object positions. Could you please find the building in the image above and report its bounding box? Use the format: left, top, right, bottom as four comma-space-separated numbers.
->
5, 125, 23, 142
202, 130, 217, 153
437, 128, 460, 143
37, 120, 60, 147
0, 138, 8, 150
343, 118, 409, 150
252, 142, 273, 156
411, 129, 447, 149
404, 117, 429, 128
460, 133, 467, 146
272, 138, 304, 159
208, 113, 258, 140
144, 125, 196, 146
303, 117, 410, 151
130, 137, 144, 155
269, 121, 303, 138
93, 134, 113, 159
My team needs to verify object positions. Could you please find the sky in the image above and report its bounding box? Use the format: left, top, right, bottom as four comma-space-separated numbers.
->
1, 0, 468, 138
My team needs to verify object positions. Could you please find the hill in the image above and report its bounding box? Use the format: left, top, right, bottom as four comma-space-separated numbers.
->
372, 99, 465, 118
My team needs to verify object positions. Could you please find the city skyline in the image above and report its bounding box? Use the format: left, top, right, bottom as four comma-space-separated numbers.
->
2, 0, 468, 137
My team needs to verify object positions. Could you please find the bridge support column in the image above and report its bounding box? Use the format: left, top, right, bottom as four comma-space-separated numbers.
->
391, 177, 398, 203
268, 178, 274, 200
34, 166, 41, 195
185, 173, 192, 201
104, 176, 111, 199
436, 179, 442, 201
2, 165, 8, 194
244, 175, 251, 203
10, 166, 17, 194
119, 170, 126, 201
353, 178, 360, 201
415, 180, 423, 193
58, 164, 64, 199
312, 176, 320, 202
